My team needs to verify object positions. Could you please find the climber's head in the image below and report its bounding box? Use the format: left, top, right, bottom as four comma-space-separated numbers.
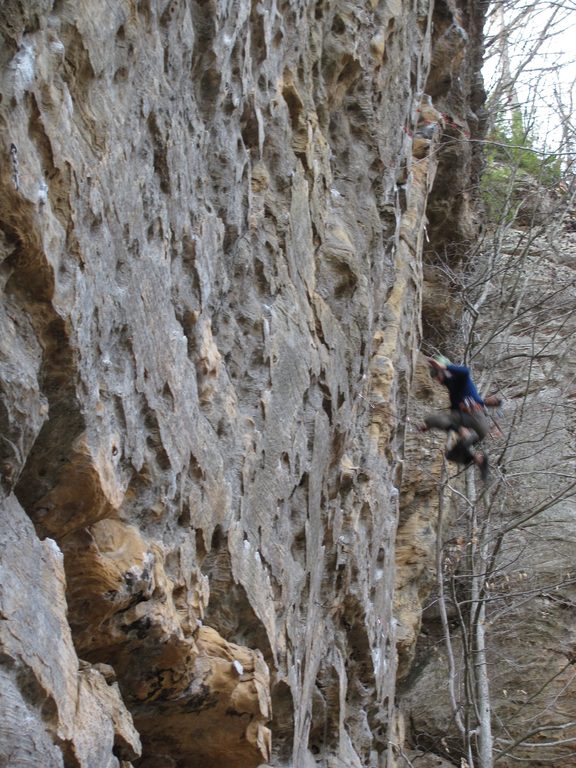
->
429, 355, 450, 382
430, 366, 444, 382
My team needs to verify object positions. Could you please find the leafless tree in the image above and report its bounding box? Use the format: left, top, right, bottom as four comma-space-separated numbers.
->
412, 4, 576, 766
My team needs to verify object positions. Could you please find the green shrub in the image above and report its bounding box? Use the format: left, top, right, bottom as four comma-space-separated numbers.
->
481, 108, 561, 223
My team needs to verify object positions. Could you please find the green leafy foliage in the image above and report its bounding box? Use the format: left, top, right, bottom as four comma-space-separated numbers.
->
481, 108, 561, 222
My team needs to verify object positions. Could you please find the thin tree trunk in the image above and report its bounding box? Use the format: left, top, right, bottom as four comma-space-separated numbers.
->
467, 472, 494, 768
474, 588, 494, 767
436, 465, 468, 740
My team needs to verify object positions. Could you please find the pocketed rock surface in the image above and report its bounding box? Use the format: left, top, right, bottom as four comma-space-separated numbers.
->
0, 0, 485, 765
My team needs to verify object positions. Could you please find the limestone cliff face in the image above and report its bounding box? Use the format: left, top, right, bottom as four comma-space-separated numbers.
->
0, 0, 484, 766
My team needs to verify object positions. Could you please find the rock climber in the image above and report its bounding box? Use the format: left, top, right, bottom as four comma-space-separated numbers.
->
419, 356, 500, 480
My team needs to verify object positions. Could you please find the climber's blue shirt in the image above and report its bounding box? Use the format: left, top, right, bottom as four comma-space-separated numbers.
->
444, 364, 484, 410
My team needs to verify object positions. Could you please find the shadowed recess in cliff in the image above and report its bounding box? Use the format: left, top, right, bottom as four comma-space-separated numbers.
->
201, 526, 275, 666
1, 208, 88, 540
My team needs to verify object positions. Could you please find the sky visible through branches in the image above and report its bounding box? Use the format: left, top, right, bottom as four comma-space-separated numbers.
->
483, 1, 576, 153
